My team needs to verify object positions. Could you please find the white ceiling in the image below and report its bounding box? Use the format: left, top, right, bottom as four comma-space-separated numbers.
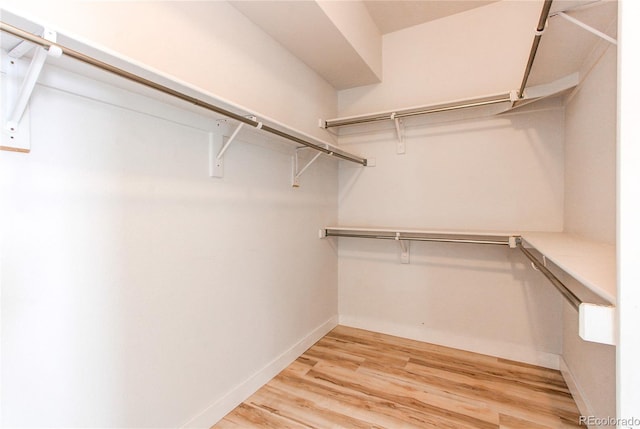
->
363, 0, 499, 34
230, 0, 502, 90
230, 1, 382, 90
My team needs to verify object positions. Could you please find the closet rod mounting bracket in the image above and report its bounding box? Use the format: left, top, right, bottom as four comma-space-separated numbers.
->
391, 112, 406, 154
5, 28, 60, 131
292, 146, 323, 187
0, 28, 62, 153
396, 233, 410, 264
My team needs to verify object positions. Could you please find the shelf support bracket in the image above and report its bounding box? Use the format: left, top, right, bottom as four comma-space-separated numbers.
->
4, 29, 61, 138
391, 113, 405, 154
216, 122, 244, 161
292, 147, 322, 188
396, 232, 410, 264
209, 122, 243, 178
556, 12, 617, 45
509, 89, 519, 108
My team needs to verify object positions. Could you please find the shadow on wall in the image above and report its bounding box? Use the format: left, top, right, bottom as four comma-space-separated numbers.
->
336, 237, 563, 355
336, 102, 564, 232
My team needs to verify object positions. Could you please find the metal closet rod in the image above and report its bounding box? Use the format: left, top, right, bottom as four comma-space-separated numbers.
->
325, 227, 584, 311
323, 229, 515, 246
324, 93, 512, 128
517, 0, 553, 98
0, 21, 367, 166
517, 242, 582, 311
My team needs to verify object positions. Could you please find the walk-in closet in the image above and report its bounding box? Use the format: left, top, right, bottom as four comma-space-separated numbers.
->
1, 1, 638, 428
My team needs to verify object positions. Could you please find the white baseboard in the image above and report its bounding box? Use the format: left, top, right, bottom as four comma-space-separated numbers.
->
339, 315, 560, 370
181, 315, 339, 428
560, 357, 595, 427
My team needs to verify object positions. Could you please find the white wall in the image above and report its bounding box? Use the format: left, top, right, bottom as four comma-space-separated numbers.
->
336, 106, 565, 367
564, 47, 618, 245
562, 41, 618, 422
316, 0, 382, 80
0, 7, 342, 427
338, 108, 565, 232
334, 0, 567, 369
618, 0, 640, 420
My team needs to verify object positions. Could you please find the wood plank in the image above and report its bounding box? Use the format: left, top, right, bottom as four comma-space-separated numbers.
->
249, 384, 377, 429
212, 326, 585, 429
222, 403, 310, 429
307, 361, 499, 429
269, 372, 428, 429
359, 360, 580, 427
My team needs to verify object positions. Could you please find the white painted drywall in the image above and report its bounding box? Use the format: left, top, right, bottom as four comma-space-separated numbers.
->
336, 106, 565, 367
561, 37, 617, 422
230, 0, 382, 90
337, 0, 544, 116
316, 0, 382, 80
618, 0, 640, 421
0, 0, 338, 141
337, 108, 564, 232
332, 0, 562, 370
564, 46, 617, 245
0, 60, 338, 429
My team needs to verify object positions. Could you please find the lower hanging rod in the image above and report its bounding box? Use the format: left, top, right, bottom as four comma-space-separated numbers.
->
0, 21, 367, 166
517, 242, 582, 311
324, 231, 513, 246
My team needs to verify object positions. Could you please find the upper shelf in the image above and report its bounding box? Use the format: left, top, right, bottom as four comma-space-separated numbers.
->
323, 2, 617, 133
0, 11, 367, 166
321, 73, 580, 133
521, 232, 616, 305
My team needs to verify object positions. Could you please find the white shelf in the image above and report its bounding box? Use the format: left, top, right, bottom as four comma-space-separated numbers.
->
521, 232, 616, 305
0, 10, 366, 165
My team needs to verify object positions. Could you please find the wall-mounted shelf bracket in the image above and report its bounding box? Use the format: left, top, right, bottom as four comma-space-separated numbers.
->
556, 12, 617, 45
209, 118, 257, 178
216, 122, 244, 160
391, 112, 405, 154
509, 89, 520, 107
395, 232, 410, 263
2, 28, 61, 153
292, 147, 323, 188
209, 122, 243, 178
530, 254, 548, 272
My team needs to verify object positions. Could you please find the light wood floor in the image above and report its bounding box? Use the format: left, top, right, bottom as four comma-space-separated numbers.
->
213, 326, 584, 428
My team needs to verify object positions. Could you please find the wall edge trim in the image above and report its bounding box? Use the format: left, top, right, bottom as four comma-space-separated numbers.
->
181, 315, 339, 428
339, 315, 561, 370
560, 356, 596, 426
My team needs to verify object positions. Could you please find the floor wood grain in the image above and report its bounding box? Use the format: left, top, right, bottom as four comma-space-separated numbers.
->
213, 326, 584, 428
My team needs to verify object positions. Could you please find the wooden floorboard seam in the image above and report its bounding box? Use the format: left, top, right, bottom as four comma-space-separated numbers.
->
213, 326, 584, 429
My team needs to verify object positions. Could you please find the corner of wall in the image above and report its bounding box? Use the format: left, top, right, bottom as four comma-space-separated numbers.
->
181, 316, 339, 428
